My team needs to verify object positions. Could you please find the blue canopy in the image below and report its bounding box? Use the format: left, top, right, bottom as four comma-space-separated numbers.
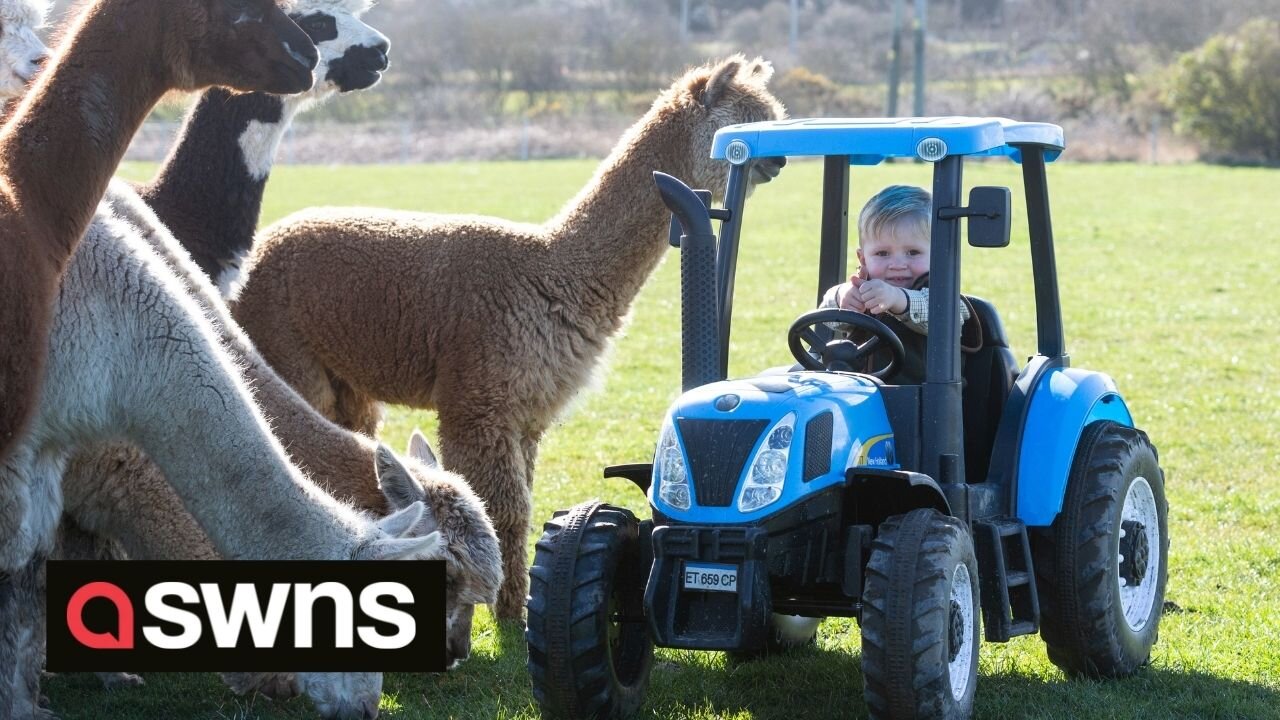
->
711, 117, 1065, 166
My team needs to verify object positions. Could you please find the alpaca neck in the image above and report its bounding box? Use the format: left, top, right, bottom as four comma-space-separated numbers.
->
133, 395, 369, 560
0, 0, 168, 252
141, 89, 315, 284
547, 110, 688, 322
104, 180, 392, 515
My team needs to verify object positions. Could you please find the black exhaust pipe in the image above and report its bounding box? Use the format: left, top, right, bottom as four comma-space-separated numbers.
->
653, 171, 720, 392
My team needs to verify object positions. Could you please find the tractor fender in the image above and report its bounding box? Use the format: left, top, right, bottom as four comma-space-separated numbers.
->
1016, 368, 1133, 526
847, 469, 951, 527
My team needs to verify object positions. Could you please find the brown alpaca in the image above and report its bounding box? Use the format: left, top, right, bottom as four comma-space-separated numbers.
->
0, 0, 317, 462
232, 56, 786, 617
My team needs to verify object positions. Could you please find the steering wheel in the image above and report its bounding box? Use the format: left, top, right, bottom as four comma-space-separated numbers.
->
787, 308, 907, 379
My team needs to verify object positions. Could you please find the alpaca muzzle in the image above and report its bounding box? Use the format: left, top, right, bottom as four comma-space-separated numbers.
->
326, 42, 390, 93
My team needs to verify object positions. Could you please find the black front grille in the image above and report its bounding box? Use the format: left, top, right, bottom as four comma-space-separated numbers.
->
803, 412, 834, 482
678, 418, 769, 507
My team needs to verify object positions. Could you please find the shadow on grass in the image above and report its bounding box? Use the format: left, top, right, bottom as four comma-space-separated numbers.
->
638, 642, 1280, 720
44, 623, 1280, 719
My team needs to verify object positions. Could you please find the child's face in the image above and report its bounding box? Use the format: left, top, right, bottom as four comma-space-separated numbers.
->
856, 220, 930, 287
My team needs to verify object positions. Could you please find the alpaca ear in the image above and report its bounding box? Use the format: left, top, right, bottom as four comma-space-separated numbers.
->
377, 501, 425, 538
375, 444, 426, 509
747, 57, 774, 83
702, 57, 744, 109
360, 532, 444, 561
407, 430, 439, 468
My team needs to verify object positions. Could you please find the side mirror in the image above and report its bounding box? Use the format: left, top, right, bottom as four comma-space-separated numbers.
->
965, 186, 1011, 248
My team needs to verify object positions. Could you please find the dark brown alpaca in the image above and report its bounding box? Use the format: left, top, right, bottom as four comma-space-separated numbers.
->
232, 56, 786, 618
0, 0, 318, 463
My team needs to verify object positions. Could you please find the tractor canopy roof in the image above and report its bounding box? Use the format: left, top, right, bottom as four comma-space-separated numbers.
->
711, 116, 1065, 166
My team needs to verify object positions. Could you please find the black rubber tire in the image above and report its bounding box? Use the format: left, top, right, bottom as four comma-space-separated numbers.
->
1033, 421, 1168, 679
861, 508, 981, 720
526, 502, 654, 720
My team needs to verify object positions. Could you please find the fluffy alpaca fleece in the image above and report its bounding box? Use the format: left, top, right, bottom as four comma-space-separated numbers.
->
62, 186, 502, 679
1, 193, 449, 719
232, 56, 787, 617
138, 0, 390, 296
0, 0, 316, 464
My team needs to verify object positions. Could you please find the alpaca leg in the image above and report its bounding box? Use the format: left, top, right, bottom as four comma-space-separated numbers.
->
437, 414, 530, 620
0, 447, 62, 578
230, 297, 340, 422
51, 523, 146, 691
330, 380, 383, 438
521, 432, 543, 491
0, 557, 55, 720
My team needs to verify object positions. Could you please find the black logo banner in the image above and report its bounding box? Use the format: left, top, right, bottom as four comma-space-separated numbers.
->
46, 561, 445, 672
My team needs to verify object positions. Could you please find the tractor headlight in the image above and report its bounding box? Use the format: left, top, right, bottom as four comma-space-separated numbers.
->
655, 417, 691, 510
739, 413, 795, 513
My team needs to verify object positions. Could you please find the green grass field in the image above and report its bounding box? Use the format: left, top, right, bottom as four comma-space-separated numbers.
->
45, 160, 1280, 719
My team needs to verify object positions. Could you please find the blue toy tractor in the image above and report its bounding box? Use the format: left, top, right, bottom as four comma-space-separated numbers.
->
525, 117, 1168, 719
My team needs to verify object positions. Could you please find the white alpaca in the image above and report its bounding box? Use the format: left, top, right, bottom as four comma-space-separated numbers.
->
0, 0, 45, 100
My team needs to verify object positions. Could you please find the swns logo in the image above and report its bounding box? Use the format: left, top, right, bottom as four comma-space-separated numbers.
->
46, 561, 445, 672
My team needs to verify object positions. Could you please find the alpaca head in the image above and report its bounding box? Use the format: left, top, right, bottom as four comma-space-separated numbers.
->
289, 0, 389, 96
161, 0, 319, 96
656, 55, 787, 199
374, 433, 503, 669
0, 0, 48, 99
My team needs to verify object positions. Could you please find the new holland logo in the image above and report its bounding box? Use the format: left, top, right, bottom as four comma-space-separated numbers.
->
46, 561, 445, 672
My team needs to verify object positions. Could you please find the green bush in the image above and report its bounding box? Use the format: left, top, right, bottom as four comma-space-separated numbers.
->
1167, 18, 1280, 164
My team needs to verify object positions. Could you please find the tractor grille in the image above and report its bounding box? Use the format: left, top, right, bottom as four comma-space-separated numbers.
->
677, 418, 769, 507
803, 412, 833, 482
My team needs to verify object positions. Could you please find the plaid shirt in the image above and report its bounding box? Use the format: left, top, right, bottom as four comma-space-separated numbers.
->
819, 284, 970, 336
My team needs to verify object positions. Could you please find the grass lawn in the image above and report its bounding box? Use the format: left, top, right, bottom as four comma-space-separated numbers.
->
46, 159, 1280, 719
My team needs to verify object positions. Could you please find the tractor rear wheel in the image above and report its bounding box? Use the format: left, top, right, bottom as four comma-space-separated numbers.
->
1034, 421, 1168, 678
526, 502, 654, 719
862, 508, 980, 719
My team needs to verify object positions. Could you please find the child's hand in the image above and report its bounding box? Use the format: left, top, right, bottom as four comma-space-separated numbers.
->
859, 279, 908, 316
837, 277, 865, 312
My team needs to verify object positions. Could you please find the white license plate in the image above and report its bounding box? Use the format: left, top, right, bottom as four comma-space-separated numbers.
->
682, 562, 738, 593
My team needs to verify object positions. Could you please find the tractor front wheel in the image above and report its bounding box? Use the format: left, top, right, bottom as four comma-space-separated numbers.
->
1034, 421, 1168, 678
861, 508, 980, 719
526, 502, 654, 720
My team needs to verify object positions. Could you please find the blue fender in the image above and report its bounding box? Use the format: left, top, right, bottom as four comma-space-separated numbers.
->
1016, 368, 1134, 526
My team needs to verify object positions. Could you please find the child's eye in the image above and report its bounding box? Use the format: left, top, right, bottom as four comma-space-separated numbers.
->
875, 250, 889, 257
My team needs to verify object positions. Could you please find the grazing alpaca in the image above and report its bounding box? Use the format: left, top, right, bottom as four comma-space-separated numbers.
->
233, 56, 787, 617
62, 181, 501, 683
3, 202, 440, 718
0, 0, 317, 463
139, 0, 391, 296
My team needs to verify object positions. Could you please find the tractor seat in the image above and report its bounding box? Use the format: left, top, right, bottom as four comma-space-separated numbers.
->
961, 296, 1020, 484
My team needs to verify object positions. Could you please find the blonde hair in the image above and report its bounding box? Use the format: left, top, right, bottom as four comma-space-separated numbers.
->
857, 185, 931, 246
